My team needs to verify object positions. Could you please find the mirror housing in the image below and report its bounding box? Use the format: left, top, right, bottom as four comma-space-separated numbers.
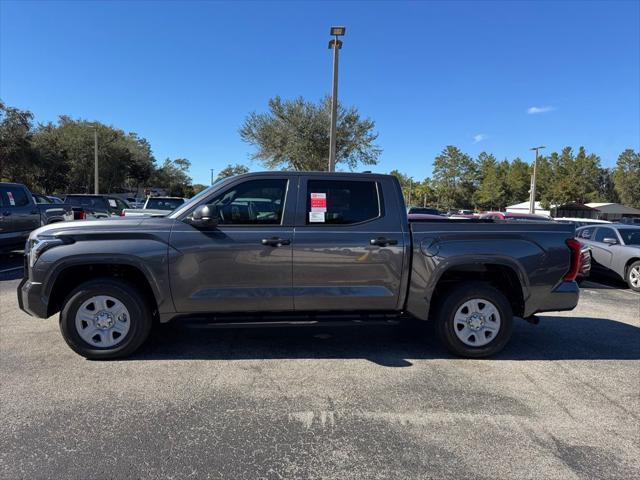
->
603, 237, 618, 245
190, 204, 219, 228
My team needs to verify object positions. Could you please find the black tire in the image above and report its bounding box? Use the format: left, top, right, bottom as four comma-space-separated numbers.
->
59, 278, 153, 359
434, 282, 513, 358
626, 260, 640, 292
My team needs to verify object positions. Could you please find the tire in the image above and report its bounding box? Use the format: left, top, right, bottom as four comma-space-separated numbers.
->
59, 278, 153, 359
434, 282, 513, 358
626, 261, 640, 292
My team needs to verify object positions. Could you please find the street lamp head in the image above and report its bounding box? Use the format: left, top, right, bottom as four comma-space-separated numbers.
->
530, 146, 546, 151
330, 26, 346, 36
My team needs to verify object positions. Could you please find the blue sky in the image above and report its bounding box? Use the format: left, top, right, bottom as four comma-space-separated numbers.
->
1, 0, 639, 185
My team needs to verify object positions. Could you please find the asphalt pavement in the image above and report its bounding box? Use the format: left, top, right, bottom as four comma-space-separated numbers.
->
1, 259, 638, 479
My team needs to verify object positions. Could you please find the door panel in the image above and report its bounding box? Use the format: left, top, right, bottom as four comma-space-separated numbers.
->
169, 224, 294, 312
292, 177, 406, 311
169, 176, 296, 313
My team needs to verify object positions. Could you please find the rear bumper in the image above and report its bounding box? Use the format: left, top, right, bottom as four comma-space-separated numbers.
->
529, 281, 580, 316
17, 277, 48, 318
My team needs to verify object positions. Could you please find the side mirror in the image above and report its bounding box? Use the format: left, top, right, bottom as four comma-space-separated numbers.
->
603, 237, 618, 245
190, 204, 219, 228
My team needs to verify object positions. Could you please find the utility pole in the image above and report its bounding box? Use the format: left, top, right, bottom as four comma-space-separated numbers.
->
94, 128, 99, 194
328, 26, 345, 172
529, 146, 545, 214
210, 169, 214, 186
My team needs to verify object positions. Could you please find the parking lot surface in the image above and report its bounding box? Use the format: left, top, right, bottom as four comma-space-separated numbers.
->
1, 260, 639, 479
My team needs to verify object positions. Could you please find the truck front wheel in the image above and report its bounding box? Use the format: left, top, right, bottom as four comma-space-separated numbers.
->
434, 282, 513, 358
59, 278, 153, 360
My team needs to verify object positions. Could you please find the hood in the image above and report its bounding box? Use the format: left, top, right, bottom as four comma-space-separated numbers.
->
29, 217, 158, 239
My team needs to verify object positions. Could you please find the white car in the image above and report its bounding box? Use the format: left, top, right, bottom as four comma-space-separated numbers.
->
122, 197, 186, 217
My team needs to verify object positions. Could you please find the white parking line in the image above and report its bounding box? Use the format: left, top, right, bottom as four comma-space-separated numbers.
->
583, 280, 640, 297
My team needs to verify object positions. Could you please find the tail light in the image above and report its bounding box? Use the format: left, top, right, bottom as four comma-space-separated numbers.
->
121, 211, 126, 217
564, 238, 582, 281
78, 210, 86, 220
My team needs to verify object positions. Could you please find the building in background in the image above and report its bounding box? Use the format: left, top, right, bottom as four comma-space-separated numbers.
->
585, 203, 640, 222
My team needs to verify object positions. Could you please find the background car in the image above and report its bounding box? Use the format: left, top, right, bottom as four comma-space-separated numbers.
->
555, 217, 612, 227
407, 206, 442, 216
576, 224, 640, 291
479, 212, 551, 221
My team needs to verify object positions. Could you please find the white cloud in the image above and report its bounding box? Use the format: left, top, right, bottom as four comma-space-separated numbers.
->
527, 106, 555, 115
473, 133, 488, 143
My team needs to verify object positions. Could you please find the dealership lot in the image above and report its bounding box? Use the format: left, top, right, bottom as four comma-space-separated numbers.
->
1, 262, 639, 479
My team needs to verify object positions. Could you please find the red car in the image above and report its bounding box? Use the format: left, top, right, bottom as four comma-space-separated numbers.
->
479, 212, 551, 221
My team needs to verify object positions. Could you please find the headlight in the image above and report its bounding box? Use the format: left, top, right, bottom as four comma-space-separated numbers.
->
28, 236, 65, 268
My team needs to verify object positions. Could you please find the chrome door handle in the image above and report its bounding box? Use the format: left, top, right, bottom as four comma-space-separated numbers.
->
261, 237, 291, 247
370, 237, 398, 247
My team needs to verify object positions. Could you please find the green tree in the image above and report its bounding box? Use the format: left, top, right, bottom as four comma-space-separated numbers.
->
150, 158, 193, 197
239, 96, 381, 171
217, 163, 249, 180
0, 101, 36, 184
191, 183, 208, 195
475, 152, 506, 210
614, 149, 640, 208
505, 158, 531, 206
432, 146, 477, 210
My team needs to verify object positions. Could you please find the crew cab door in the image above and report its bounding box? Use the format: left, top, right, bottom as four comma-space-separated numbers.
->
169, 176, 296, 313
292, 176, 406, 311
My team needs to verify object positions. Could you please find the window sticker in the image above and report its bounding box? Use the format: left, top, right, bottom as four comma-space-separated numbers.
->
309, 211, 325, 223
6, 191, 15, 206
108, 199, 117, 208
310, 192, 327, 212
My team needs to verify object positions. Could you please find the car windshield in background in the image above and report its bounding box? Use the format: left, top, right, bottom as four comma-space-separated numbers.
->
146, 198, 184, 211
65, 196, 106, 208
618, 229, 640, 246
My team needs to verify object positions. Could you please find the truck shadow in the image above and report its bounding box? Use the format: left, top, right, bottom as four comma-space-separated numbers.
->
135, 315, 640, 365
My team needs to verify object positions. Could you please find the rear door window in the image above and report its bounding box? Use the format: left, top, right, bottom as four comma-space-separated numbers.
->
305, 180, 380, 225
579, 228, 594, 239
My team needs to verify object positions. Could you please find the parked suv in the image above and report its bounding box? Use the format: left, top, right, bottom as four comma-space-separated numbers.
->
0, 182, 73, 252
64, 194, 130, 219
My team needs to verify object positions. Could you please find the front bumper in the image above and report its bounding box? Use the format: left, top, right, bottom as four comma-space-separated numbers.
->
17, 277, 48, 318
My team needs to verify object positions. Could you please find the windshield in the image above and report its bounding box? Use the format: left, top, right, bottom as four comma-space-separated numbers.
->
618, 229, 640, 246
145, 198, 184, 211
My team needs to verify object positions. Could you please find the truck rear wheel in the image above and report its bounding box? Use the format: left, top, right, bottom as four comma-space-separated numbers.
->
434, 282, 513, 358
59, 278, 153, 360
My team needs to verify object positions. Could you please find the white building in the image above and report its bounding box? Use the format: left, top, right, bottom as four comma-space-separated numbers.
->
505, 201, 552, 217
585, 203, 640, 222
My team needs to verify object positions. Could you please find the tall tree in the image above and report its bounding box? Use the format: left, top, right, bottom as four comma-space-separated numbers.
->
614, 149, 640, 208
432, 146, 476, 210
217, 163, 249, 180
0, 101, 36, 184
475, 152, 506, 210
239, 96, 381, 171
505, 158, 531, 206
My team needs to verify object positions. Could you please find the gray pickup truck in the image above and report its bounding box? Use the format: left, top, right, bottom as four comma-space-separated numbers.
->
0, 182, 73, 252
18, 172, 581, 359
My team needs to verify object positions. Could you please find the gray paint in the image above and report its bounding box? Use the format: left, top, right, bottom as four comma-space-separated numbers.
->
577, 225, 640, 280
18, 172, 579, 324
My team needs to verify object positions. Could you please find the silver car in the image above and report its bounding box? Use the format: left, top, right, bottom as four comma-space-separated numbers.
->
576, 224, 640, 291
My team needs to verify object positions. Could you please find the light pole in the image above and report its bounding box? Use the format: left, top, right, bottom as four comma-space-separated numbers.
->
328, 26, 345, 172
93, 127, 99, 194
210, 169, 214, 186
529, 146, 545, 214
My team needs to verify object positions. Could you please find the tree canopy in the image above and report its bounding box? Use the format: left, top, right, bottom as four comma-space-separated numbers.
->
239, 96, 381, 171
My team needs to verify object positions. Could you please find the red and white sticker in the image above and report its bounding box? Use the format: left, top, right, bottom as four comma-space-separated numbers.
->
310, 192, 326, 212
6, 191, 15, 206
